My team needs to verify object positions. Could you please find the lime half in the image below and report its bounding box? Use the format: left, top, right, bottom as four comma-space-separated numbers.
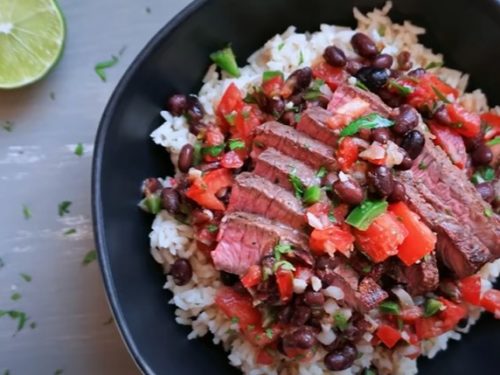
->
0, 0, 65, 89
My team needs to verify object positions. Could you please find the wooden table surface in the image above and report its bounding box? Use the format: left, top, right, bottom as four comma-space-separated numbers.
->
0, 0, 191, 373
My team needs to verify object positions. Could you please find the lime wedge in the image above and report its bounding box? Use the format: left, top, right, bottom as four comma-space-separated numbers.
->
0, 0, 66, 89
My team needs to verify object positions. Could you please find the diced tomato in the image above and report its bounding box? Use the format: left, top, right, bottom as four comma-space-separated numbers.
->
217, 83, 244, 128
310, 226, 355, 256
185, 168, 233, 211
459, 275, 481, 305
332, 203, 349, 224
400, 306, 424, 323
428, 121, 467, 168
446, 103, 481, 138
327, 98, 371, 129
480, 112, 500, 141
388, 202, 437, 266
407, 73, 459, 110
215, 287, 262, 330
233, 104, 263, 143
275, 268, 294, 303
261, 75, 284, 97
415, 298, 467, 339
241, 265, 262, 289
337, 137, 359, 172
294, 266, 313, 281
312, 61, 349, 90
221, 150, 244, 169
376, 324, 402, 348
256, 348, 275, 365
283, 346, 315, 362
205, 125, 225, 146
354, 212, 408, 263
480, 289, 500, 318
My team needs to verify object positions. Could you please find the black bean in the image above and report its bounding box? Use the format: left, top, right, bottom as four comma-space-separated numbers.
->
288, 249, 314, 267
393, 104, 419, 135
188, 121, 207, 136
178, 144, 194, 173
372, 54, 393, 69
161, 188, 180, 214
283, 327, 317, 350
343, 325, 363, 342
351, 33, 378, 59
289, 93, 304, 106
464, 136, 483, 152
281, 111, 298, 126
278, 305, 293, 324
346, 59, 363, 75
408, 67, 426, 78
266, 97, 286, 118
356, 67, 388, 91
143, 178, 162, 194
170, 258, 192, 286
377, 87, 405, 108
371, 128, 392, 144
471, 144, 493, 166
167, 94, 188, 116
290, 305, 311, 326
315, 254, 336, 271
324, 344, 357, 371
401, 130, 425, 159
433, 105, 452, 126
395, 152, 414, 170
185, 95, 205, 125
333, 178, 364, 205
220, 271, 238, 286
389, 69, 403, 79
476, 182, 495, 203
367, 166, 394, 197
304, 291, 325, 307
286, 67, 313, 93
397, 51, 412, 71
388, 181, 406, 202
324, 46, 347, 67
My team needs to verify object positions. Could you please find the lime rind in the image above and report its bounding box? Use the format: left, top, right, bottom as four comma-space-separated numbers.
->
0, 0, 66, 89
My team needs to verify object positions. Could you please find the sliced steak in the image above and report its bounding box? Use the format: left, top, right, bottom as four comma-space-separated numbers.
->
297, 106, 338, 146
253, 147, 318, 191
212, 212, 308, 275
228, 172, 306, 229
396, 172, 492, 277
253, 121, 337, 171
401, 253, 439, 295
327, 84, 393, 117
412, 141, 500, 255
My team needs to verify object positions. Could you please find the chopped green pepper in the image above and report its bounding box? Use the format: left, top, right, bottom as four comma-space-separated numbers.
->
143, 195, 161, 214
333, 312, 349, 331
486, 136, 500, 146
424, 298, 443, 317
379, 301, 400, 315
303, 186, 321, 205
346, 199, 388, 231
210, 46, 240, 77
340, 113, 394, 137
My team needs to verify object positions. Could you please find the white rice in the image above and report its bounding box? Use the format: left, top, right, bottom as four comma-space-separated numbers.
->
146, 2, 499, 374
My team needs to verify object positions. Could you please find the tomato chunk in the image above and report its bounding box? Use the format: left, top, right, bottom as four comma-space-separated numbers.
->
261, 75, 284, 97
337, 137, 359, 172
480, 112, 500, 141
354, 212, 408, 263
240, 265, 262, 289
459, 275, 481, 305
215, 287, 262, 330
312, 61, 348, 90
185, 168, 233, 211
389, 202, 437, 266
428, 121, 467, 169
275, 268, 294, 303
407, 73, 458, 110
481, 289, 500, 318
415, 298, 467, 339
256, 348, 275, 365
309, 226, 355, 256
446, 103, 481, 138
376, 324, 402, 348
217, 83, 244, 128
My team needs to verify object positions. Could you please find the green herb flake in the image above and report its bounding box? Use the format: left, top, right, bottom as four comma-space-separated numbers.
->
58, 201, 72, 217
54, 370, 64, 375
103, 316, 114, 325
82, 250, 97, 266
145, 6, 151, 14
273, 260, 296, 272
193, 141, 203, 166
431, 85, 451, 104
210, 46, 240, 78
424, 298, 443, 317
277, 42, 285, 50
362, 265, 372, 273
333, 312, 349, 331
316, 166, 327, 178
388, 79, 414, 96
328, 210, 336, 223
2, 120, 13, 132
425, 61, 443, 70
288, 169, 304, 198
142, 195, 161, 214
3, 370, 10, 375
201, 143, 225, 157
94, 55, 119, 82
303, 185, 321, 205
224, 112, 236, 126
206, 224, 218, 233
379, 301, 400, 315
340, 113, 394, 137
377, 25, 386, 36
63, 228, 77, 236
471, 166, 495, 184
10, 292, 21, 301
29, 321, 37, 329
418, 161, 428, 170
486, 136, 500, 146
484, 207, 493, 218
74, 143, 84, 157
0, 309, 29, 333
397, 317, 404, 330
0, 257, 4, 269
355, 80, 369, 91
273, 243, 293, 261
20, 273, 32, 282
262, 70, 283, 82
298, 50, 304, 65
346, 199, 388, 231
229, 139, 245, 150
247, 324, 255, 331
22, 204, 31, 220
265, 328, 274, 339
231, 316, 240, 324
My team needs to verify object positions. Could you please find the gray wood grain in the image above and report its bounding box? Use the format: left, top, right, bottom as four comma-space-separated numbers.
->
0, 0, 192, 373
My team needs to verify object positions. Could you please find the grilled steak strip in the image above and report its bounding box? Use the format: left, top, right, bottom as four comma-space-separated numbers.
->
297, 106, 338, 146
327, 84, 394, 117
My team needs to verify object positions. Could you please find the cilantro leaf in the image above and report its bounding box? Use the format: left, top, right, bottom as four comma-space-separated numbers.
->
340, 113, 394, 137
273, 243, 292, 261
74, 143, 84, 156
63, 228, 77, 236
10, 292, 21, 301
425, 61, 443, 70
333, 312, 349, 331
95, 56, 119, 82
82, 250, 97, 266
22, 204, 31, 220
288, 168, 304, 198
486, 136, 500, 146
316, 166, 327, 178
273, 260, 295, 272
201, 144, 225, 157
20, 273, 32, 282
388, 79, 414, 96
58, 201, 72, 217
228, 139, 245, 150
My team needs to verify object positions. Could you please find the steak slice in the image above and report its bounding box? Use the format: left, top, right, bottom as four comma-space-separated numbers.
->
253, 147, 319, 191
297, 107, 338, 146
253, 121, 337, 171
327, 84, 393, 117
401, 253, 439, 295
412, 141, 500, 255
228, 172, 306, 230
396, 172, 492, 278
212, 212, 308, 275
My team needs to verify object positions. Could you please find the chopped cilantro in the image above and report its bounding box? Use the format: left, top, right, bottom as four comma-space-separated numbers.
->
288, 168, 304, 198
201, 143, 225, 157
224, 112, 236, 125
63, 228, 77, 236
431, 85, 451, 104
3, 370, 10, 375
333, 312, 349, 331
298, 50, 304, 65
425, 61, 443, 70
74, 143, 84, 156
362, 265, 372, 273
29, 321, 37, 329
355, 80, 369, 91
303, 185, 321, 205
265, 328, 274, 339
484, 207, 493, 218
316, 166, 327, 178
20, 273, 32, 282
103, 316, 114, 325
2, 120, 13, 132
193, 141, 203, 165
231, 316, 239, 324
379, 301, 400, 315
418, 161, 427, 170
82, 250, 97, 266
54, 370, 64, 375
277, 42, 285, 50
424, 298, 443, 317
228, 139, 245, 150
206, 224, 218, 233
273, 243, 292, 260
58, 201, 72, 217
0, 309, 29, 333
486, 136, 500, 146
328, 210, 336, 223
94, 56, 119, 82
471, 167, 495, 184
10, 292, 21, 301
388, 79, 413, 96
273, 260, 295, 272
340, 113, 394, 137
22, 204, 31, 220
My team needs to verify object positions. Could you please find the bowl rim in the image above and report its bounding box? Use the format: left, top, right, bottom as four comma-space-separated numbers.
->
91, 1, 206, 373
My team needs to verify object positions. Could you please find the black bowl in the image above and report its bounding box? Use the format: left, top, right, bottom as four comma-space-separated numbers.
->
92, 0, 500, 374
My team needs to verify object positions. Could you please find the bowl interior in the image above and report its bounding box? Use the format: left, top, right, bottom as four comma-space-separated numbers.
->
93, 0, 500, 373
